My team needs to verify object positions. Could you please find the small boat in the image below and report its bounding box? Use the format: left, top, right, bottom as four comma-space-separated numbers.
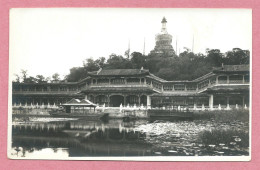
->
148, 105, 193, 121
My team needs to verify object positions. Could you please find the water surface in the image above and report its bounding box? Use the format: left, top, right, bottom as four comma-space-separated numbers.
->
11, 117, 249, 158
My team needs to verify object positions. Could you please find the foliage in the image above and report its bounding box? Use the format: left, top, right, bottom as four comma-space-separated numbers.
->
14, 74, 20, 83
35, 75, 46, 83
104, 54, 133, 69
52, 73, 60, 81
65, 67, 86, 82
224, 48, 250, 65
21, 69, 28, 82
24, 76, 37, 83
15, 47, 250, 83
130, 52, 146, 69
64, 48, 250, 82
193, 110, 249, 123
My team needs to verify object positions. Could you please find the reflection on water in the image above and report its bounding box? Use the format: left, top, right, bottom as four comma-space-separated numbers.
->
11, 117, 249, 158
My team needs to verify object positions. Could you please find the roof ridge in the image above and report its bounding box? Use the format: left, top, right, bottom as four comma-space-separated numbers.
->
97, 68, 102, 75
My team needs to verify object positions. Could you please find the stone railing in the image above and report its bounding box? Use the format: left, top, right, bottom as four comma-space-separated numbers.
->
13, 90, 78, 94
12, 103, 60, 109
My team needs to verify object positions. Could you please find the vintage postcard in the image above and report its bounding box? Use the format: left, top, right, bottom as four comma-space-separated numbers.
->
8, 8, 251, 161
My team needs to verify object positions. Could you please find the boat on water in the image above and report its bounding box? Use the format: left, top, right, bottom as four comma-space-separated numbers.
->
49, 98, 109, 121
148, 104, 193, 121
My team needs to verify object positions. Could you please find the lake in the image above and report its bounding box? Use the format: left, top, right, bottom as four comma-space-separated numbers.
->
11, 116, 249, 158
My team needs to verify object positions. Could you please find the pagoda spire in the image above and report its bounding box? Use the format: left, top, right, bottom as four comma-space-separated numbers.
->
161, 17, 167, 34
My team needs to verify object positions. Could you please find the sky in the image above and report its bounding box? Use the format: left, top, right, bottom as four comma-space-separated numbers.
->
9, 8, 252, 80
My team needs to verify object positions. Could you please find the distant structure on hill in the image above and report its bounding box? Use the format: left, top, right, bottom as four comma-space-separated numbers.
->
149, 17, 175, 57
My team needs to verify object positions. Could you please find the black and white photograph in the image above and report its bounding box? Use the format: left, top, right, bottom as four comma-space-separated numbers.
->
8, 8, 251, 161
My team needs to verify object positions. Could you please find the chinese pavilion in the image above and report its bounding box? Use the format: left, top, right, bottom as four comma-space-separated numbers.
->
12, 64, 250, 110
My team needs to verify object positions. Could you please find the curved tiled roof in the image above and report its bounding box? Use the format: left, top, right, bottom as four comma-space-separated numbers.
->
213, 65, 249, 73
206, 85, 249, 92
62, 98, 97, 107
152, 92, 208, 97
82, 86, 155, 93
146, 73, 167, 82
88, 68, 149, 76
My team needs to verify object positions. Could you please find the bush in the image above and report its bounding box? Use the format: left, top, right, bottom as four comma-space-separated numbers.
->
193, 110, 249, 123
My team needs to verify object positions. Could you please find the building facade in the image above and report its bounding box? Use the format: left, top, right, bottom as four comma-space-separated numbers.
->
12, 64, 250, 110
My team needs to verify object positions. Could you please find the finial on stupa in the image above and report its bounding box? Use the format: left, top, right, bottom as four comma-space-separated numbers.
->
161, 17, 168, 33
161, 17, 167, 23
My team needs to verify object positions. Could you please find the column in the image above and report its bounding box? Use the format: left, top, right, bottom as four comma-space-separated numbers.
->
226, 96, 230, 109
138, 95, 141, 106
161, 85, 164, 92
139, 78, 142, 84
93, 96, 96, 104
227, 96, 229, 105
209, 94, 214, 110
243, 75, 245, 84
242, 96, 245, 106
227, 76, 229, 84
216, 76, 219, 84
107, 95, 110, 107
147, 95, 151, 109
144, 78, 146, 85
85, 95, 88, 100
124, 95, 126, 106
109, 79, 111, 85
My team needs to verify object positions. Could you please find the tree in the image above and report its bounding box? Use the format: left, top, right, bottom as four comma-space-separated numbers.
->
24, 76, 37, 83
206, 49, 223, 67
45, 77, 51, 83
52, 73, 60, 81
14, 74, 20, 83
35, 75, 45, 83
63, 48, 249, 82
104, 53, 133, 69
130, 52, 146, 69
21, 69, 28, 83
124, 49, 130, 59
83, 58, 100, 72
95, 57, 106, 68
65, 67, 86, 82
225, 48, 250, 65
